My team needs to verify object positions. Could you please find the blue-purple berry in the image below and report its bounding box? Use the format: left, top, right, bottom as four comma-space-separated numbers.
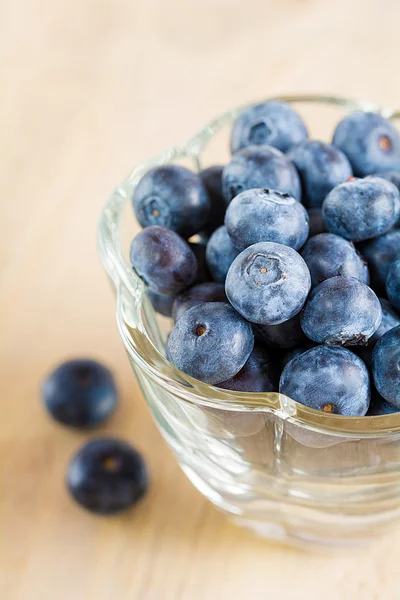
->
67, 438, 148, 514
230, 101, 308, 154
130, 226, 197, 296
301, 233, 369, 288
42, 359, 118, 429
280, 346, 370, 416
333, 111, 400, 176
132, 165, 210, 238
322, 176, 400, 242
222, 146, 302, 205
301, 276, 382, 346
224, 188, 309, 251
225, 242, 311, 325
288, 140, 352, 208
167, 302, 254, 384
205, 226, 241, 283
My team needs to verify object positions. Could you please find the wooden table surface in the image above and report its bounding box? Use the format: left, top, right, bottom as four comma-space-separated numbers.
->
2, 1, 400, 598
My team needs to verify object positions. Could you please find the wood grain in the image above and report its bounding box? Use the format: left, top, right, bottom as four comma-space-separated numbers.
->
2, 1, 400, 598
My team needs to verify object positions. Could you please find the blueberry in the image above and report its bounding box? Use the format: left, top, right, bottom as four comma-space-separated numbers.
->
224, 188, 309, 251
322, 176, 400, 242
199, 165, 226, 235
367, 388, 399, 415
42, 359, 118, 428
222, 146, 301, 205
358, 229, 400, 294
373, 170, 400, 191
354, 298, 400, 367
373, 325, 400, 407
188, 242, 211, 284
280, 346, 370, 416
130, 226, 197, 296
225, 242, 311, 325
167, 302, 254, 384
132, 165, 210, 238
253, 313, 307, 349
332, 111, 400, 176
217, 345, 279, 392
287, 140, 352, 208
307, 208, 326, 237
230, 100, 308, 154
301, 276, 382, 346
67, 438, 148, 514
386, 254, 400, 312
172, 282, 227, 323
205, 226, 241, 283
147, 290, 174, 317
301, 233, 369, 288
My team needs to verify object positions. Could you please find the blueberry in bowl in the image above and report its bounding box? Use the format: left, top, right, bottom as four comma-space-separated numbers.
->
224, 188, 309, 251
280, 345, 370, 416
230, 100, 308, 154
225, 241, 311, 325
222, 145, 302, 205
301, 276, 382, 346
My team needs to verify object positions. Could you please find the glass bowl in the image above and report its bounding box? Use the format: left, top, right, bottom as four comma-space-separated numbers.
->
98, 95, 400, 549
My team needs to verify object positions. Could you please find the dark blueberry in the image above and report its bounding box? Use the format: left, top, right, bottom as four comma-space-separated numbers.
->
253, 313, 307, 349
367, 387, 400, 415
373, 170, 400, 191
332, 111, 400, 176
322, 176, 400, 242
280, 346, 370, 416
132, 165, 210, 238
386, 254, 400, 313
130, 226, 197, 296
188, 242, 211, 284
354, 298, 400, 367
147, 290, 174, 317
222, 146, 301, 205
167, 302, 254, 384
67, 438, 148, 515
42, 359, 117, 428
225, 242, 311, 325
172, 282, 227, 323
230, 101, 308, 154
358, 229, 400, 294
301, 233, 369, 288
301, 276, 382, 346
287, 140, 352, 208
217, 345, 280, 392
373, 325, 400, 407
205, 226, 241, 283
199, 165, 226, 235
225, 188, 309, 251
307, 208, 326, 237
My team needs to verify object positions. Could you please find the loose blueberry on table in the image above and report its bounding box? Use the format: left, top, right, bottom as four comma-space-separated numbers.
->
67, 438, 148, 514
127, 100, 400, 419
42, 359, 118, 428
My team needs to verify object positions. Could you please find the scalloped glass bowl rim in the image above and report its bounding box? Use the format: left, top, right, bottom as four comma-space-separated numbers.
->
98, 94, 400, 437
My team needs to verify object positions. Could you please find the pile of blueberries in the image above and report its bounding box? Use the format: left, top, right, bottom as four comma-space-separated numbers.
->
42, 359, 148, 514
130, 100, 400, 419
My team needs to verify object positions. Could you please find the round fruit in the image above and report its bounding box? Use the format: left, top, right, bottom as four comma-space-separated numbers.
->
67, 438, 148, 514
167, 302, 254, 384
280, 346, 370, 416
225, 242, 311, 325
42, 359, 117, 428
301, 276, 382, 346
